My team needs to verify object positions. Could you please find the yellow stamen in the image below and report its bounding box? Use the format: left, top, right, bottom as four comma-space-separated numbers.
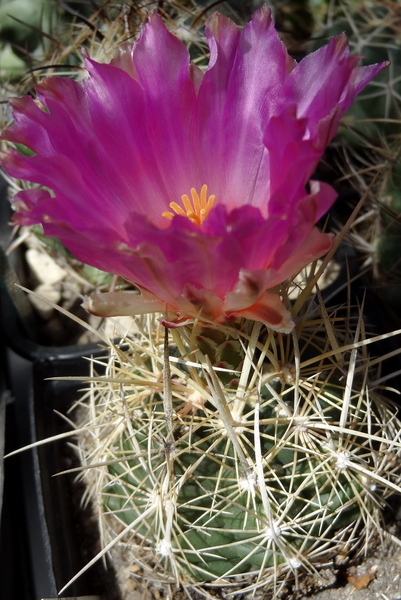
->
162, 184, 215, 226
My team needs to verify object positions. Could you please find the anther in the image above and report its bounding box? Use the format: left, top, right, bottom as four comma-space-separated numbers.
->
162, 184, 215, 226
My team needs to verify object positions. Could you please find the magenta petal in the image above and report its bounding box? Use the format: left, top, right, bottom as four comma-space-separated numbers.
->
288, 34, 354, 125
1, 7, 386, 330
124, 206, 289, 299
124, 213, 225, 298
275, 228, 334, 282
263, 107, 319, 205
352, 62, 388, 97
3, 150, 130, 234
298, 180, 338, 223
81, 56, 172, 220
1, 96, 53, 154
284, 180, 338, 229
130, 13, 199, 199
261, 182, 334, 283
197, 6, 296, 213
9, 188, 53, 226
286, 34, 387, 147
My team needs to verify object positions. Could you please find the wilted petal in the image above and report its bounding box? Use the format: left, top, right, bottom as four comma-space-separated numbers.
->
177, 285, 225, 323
223, 269, 281, 313
85, 290, 166, 317
228, 292, 294, 333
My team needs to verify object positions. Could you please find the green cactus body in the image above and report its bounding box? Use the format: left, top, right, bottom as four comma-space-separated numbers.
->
80, 313, 401, 589
102, 385, 372, 581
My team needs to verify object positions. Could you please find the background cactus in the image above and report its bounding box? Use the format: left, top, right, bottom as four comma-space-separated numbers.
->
311, 0, 401, 312
310, 0, 401, 141
0, 0, 58, 81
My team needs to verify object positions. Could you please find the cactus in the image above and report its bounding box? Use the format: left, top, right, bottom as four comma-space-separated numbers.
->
71, 272, 401, 597
310, 1, 401, 312
310, 0, 401, 143
2, 1, 401, 597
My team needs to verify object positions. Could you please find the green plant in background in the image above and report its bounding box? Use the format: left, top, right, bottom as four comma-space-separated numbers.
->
373, 154, 401, 308
0, 0, 58, 80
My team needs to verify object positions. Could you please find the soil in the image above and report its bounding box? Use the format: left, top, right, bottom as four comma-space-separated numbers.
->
298, 538, 401, 600
102, 538, 401, 600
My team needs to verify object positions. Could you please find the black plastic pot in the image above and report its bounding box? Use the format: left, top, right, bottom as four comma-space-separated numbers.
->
0, 183, 120, 599
1, 288, 122, 599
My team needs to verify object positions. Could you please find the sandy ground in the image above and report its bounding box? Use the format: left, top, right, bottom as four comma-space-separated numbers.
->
299, 541, 401, 600
103, 528, 401, 600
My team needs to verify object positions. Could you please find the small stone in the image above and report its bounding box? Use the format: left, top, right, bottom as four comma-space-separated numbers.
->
346, 567, 376, 590
29, 284, 61, 320
317, 568, 337, 587
25, 248, 66, 285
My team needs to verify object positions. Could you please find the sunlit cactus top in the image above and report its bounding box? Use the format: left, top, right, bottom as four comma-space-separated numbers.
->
1, 7, 386, 331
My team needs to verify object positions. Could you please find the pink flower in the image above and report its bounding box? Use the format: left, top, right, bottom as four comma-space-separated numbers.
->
1, 7, 386, 331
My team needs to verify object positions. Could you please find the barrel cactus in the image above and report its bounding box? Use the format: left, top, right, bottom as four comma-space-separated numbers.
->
71, 279, 401, 597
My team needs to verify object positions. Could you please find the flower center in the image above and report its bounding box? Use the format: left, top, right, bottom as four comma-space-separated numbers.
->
162, 184, 215, 226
